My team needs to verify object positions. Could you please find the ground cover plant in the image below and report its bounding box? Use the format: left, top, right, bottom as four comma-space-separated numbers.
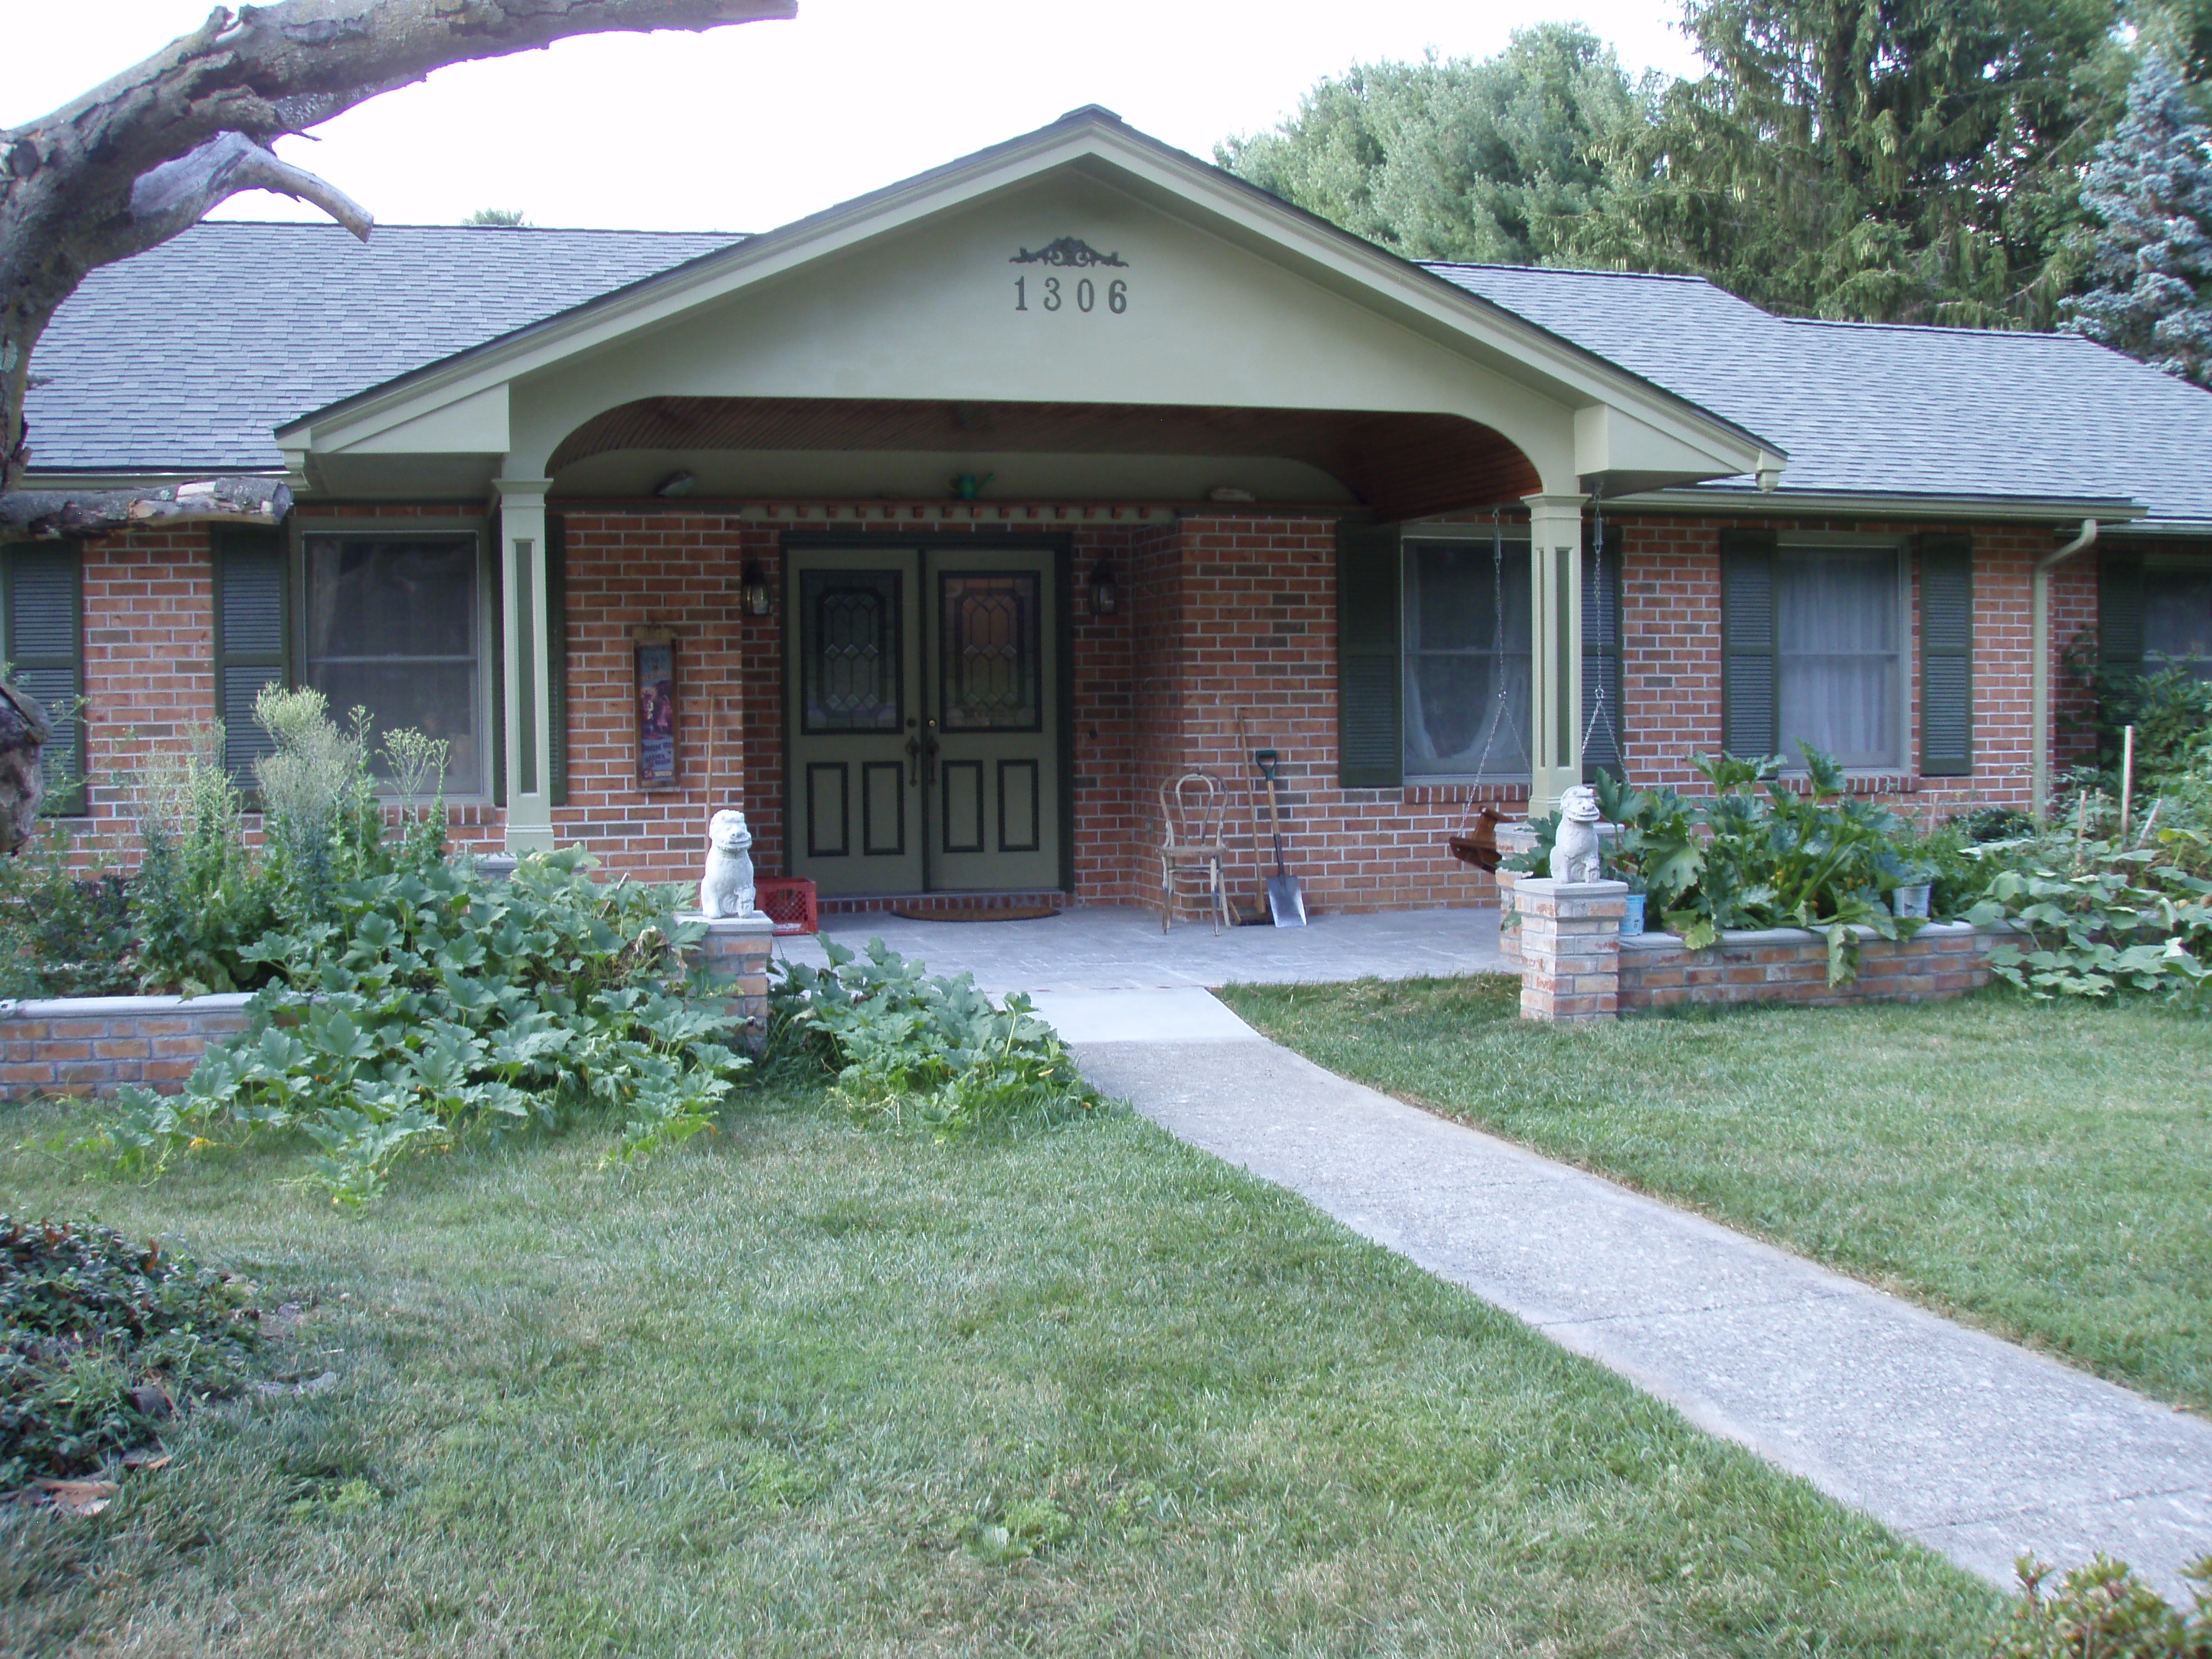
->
1, 1217, 263, 1492
0, 1084, 2001, 1658
772, 938, 1105, 1136
1215, 979, 2212, 1415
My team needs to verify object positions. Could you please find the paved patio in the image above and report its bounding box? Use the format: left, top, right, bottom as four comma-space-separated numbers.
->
775, 904, 1506, 993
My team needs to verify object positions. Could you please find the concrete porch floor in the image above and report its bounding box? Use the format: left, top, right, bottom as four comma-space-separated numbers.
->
776, 904, 1506, 994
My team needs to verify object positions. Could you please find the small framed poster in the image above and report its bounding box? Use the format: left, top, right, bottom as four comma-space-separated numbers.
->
634, 632, 678, 789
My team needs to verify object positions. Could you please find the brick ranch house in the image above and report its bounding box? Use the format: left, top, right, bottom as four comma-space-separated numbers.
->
8, 107, 2211, 915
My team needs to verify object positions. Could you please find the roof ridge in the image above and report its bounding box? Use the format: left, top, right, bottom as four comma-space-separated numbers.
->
1421, 259, 1719, 286
187, 220, 747, 237
1779, 314, 2082, 343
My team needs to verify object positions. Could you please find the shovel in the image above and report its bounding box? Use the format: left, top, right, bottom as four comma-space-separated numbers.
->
1254, 750, 1307, 927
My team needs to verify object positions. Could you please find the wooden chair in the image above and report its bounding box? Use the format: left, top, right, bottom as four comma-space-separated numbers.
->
1159, 771, 1232, 934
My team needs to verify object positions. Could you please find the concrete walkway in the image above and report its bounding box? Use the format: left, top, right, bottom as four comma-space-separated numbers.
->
1052, 989, 2212, 1599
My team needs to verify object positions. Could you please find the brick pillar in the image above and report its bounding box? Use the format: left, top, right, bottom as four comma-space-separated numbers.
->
679, 912, 776, 1048
1516, 877, 1627, 1022
1493, 823, 1540, 969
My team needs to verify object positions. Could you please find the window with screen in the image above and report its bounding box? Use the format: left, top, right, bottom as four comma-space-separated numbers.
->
301, 534, 486, 795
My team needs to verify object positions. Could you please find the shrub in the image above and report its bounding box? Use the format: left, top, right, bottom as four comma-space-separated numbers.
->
1969, 825, 2212, 1001
2063, 641, 2212, 798
771, 939, 1106, 1137
0, 824, 134, 999
127, 722, 276, 995
1991, 1555, 2212, 1658
94, 848, 745, 1204
1, 1217, 263, 1490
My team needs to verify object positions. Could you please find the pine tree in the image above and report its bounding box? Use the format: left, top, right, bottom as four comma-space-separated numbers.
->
2065, 50, 2212, 384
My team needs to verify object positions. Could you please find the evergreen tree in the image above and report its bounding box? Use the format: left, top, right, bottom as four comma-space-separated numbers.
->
1217, 26, 1650, 266
2064, 50, 2212, 382
1576, 0, 2126, 324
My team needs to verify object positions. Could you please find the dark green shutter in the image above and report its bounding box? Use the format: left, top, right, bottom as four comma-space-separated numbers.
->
3, 544, 86, 814
2099, 547, 2145, 675
211, 524, 289, 789
1336, 521, 1402, 788
1719, 528, 1778, 759
1918, 533, 1974, 776
1582, 522, 1624, 781
547, 514, 568, 807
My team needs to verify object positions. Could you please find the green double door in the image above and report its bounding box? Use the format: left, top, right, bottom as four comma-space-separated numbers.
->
786, 544, 1062, 899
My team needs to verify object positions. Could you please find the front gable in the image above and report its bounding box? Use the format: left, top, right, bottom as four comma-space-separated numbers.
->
279, 111, 1781, 513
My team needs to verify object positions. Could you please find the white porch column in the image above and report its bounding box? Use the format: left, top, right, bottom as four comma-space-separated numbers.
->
1523, 492, 1589, 814
495, 476, 556, 855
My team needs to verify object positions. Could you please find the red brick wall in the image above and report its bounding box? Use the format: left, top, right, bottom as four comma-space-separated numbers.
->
1616, 514, 2106, 824
31, 502, 2132, 909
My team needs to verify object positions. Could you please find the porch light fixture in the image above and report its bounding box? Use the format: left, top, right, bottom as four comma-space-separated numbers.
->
739, 560, 773, 618
1088, 559, 1119, 616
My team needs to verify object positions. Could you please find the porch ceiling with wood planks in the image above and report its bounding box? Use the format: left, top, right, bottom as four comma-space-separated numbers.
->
544, 396, 1542, 522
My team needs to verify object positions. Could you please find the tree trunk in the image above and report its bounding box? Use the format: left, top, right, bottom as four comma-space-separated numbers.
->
0, 0, 794, 494
0, 680, 53, 856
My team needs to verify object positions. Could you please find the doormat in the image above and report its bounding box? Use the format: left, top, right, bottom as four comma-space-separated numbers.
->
889, 904, 1061, 923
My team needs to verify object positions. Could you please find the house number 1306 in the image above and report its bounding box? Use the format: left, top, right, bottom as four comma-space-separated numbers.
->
1015, 276, 1128, 314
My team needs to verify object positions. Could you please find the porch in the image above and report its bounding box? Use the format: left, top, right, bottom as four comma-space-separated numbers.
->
778, 902, 1506, 994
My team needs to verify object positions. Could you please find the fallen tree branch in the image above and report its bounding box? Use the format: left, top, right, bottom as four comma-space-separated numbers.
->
130, 132, 374, 245
0, 476, 294, 541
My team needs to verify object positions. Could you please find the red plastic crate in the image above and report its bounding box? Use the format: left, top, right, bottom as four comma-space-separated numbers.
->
754, 877, 818, 936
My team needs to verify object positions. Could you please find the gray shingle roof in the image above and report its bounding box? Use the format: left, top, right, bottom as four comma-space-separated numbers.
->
24, 222, 742, 473
28, 222, 2212, 523
1430, 262, 2212, 521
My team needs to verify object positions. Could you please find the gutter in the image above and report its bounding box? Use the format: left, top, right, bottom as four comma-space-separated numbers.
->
1611, 486, 2145, 524
2032, 519, 2100, 824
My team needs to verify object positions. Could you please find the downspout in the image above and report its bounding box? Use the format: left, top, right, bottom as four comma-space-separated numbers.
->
2031, 519, 2100, 824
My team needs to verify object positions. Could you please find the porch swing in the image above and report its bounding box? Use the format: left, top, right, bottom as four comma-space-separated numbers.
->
1446, 503, 1617, 871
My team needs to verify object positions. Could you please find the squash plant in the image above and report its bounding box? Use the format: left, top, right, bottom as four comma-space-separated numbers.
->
96, 848, 745, 1204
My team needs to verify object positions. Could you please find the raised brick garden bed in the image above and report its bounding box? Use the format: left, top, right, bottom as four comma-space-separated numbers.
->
0, 914, 778, 1102
0, 994, 253, 1099
1509, 873, 2008, 1022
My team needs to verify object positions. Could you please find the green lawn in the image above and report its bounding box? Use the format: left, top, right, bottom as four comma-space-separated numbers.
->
0, 1086, 1998, 1657
1215, 978, 2212, 1414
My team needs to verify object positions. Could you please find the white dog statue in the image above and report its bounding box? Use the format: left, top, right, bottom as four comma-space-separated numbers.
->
1548, 783, 1605, 884
699, 808, 759, 920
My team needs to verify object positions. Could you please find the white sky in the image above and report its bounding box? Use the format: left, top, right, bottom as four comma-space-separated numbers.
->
1, 1, 1706, 235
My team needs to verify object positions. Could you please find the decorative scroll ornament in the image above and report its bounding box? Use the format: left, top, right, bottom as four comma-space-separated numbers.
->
1010, 237, 1129, 268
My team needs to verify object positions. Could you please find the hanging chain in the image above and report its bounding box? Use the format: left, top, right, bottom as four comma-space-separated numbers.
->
1460, 508, 1527, 830
1580, 496, 1619, 770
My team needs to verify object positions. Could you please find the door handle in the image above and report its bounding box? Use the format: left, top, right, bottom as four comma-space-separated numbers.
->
923, 719, 940, 787
904, 735, 922, 786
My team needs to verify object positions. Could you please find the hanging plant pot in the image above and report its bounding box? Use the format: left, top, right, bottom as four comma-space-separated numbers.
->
1891, 884, 1932, 920
1621, 893, 1647, 936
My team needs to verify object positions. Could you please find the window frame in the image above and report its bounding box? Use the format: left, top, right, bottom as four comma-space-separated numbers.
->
289, 516, 498, 805
1771, 532, 1911, 776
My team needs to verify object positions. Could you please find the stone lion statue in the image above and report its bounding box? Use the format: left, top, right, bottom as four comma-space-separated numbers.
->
698, 808, 759, 920
1548, 783, 1604, 884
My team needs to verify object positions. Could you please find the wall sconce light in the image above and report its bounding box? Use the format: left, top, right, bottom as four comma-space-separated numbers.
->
1088, 559, 1119, 617
740, 560, 773, 618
